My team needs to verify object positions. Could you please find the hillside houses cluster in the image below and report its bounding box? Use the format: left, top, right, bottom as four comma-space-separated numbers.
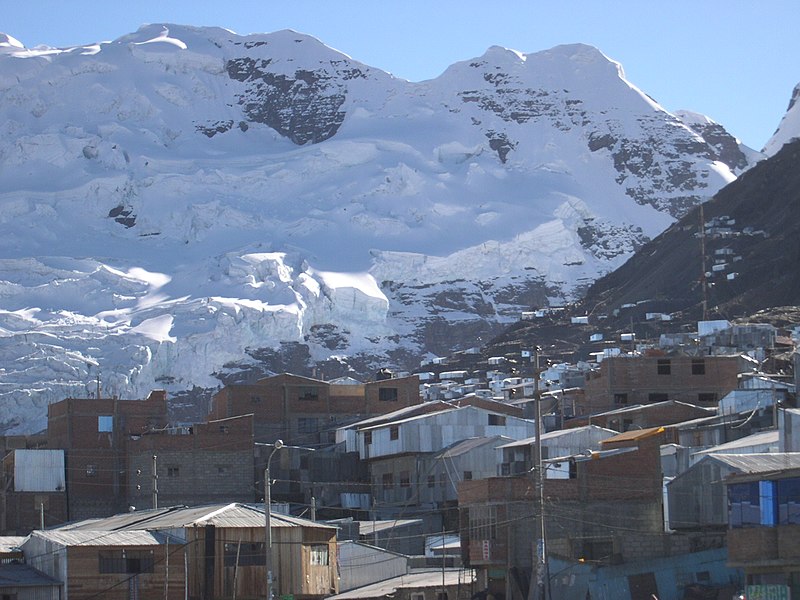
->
2, 319, 800, 599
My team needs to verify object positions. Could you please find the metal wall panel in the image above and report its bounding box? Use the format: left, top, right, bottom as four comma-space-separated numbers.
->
13, 450, 65, 492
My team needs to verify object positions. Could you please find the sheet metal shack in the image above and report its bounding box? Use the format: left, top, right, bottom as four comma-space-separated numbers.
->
39, 502, 338, 600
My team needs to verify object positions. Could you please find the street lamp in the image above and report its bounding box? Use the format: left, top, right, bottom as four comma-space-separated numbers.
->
265, 439, 284, 600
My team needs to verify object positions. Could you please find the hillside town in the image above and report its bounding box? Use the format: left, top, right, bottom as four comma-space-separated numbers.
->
1, 314, 798, 600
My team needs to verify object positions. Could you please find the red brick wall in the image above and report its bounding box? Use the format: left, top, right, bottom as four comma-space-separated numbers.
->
582, 355, 741, 413
209, 374, 421, 443
728, 527, 779, 564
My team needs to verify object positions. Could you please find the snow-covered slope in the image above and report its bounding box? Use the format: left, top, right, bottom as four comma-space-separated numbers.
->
764, 83, 800, 156
0, 25, 763, 432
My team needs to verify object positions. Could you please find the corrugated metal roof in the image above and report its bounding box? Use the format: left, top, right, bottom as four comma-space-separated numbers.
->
357, 520, 423, 535
33, 529, 164, 547
601, 426, 664, 443
692, 430, 779, 456
359, 405, 463, 431
56, 503, 334, 532
0, 536, 27, 554
436, 435, 511, 458
58, 506, 177, 531
347, 402, 452, 430
700, 452, 800, 474
0, 564, 60, 588
330, 569, 474, 599
598, 400, 714, 417
498, 425, 617, 449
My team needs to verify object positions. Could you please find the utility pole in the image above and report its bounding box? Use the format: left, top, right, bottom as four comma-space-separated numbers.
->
700, 203, 708, 321
528, 347, 547, 600
265, 440, 284, 600
152, 455, 158, 509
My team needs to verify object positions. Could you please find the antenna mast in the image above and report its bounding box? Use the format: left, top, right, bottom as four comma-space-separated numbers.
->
700, 204, 708, 321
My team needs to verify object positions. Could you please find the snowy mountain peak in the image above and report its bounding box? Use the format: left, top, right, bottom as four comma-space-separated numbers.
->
0, 25, 767, 433
764, 82, 800, 156
0, 32, 25, 52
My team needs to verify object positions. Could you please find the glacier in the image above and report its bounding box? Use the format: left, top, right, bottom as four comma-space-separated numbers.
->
0, 24, 768, 432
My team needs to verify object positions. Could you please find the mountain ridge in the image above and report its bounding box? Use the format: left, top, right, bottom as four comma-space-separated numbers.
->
0, 24, 783, 433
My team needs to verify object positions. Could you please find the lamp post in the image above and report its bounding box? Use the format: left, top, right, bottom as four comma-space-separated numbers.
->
265, 439, 284, 600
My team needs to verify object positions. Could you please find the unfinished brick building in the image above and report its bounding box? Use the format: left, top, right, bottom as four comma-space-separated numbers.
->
581, 353, 745, 414
46, 390, 170, 520
208, 373, 421, 445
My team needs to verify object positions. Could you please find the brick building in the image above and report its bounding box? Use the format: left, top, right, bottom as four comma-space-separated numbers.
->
208, 373, 421, 444
457, 428, 675, 600
46, 390, 170, 520
126, 414, 256, 510
582, 353, 744, 414
726, 463, 800, 598
1, 449, 68, 534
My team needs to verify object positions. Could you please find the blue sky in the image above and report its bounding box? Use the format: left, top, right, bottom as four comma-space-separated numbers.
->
4, 1, 798, 150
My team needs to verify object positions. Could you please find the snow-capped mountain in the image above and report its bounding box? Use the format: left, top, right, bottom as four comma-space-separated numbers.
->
764, 83, 800, 156
0, 25, 762, 432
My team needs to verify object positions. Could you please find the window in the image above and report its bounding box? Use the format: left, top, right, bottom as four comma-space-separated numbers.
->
488, 414, 506, 426
698, 393, 718, 404
85, 464, 97, 477
463, 471, 473, 481
437, 594, 449, 600
382, 473, 394, 490
167, 466, 180, 478
98, 415, 113, 432
622, 419, 634, 431
364, 431, 372, 445
99, 551, 155, 574
309, 544, 329, 566
216, 465, 229, 476
427, 475, 436, 488
777, 476, 800, 524
613, 393, 628, 405
648, 393, 668, 402
379, 387, 398, 402
691, 359, 706, 375
578, 538, 614, 562
390, 425, 399, 440
251, 395, 262, 404
412, 594, 425, 600
469, 505, 497, 540
224, 542, 265, 567
400, 471, 411, 487
657, 359, 671, 375
299, 386, 319, 401
728, 481, 761, 527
